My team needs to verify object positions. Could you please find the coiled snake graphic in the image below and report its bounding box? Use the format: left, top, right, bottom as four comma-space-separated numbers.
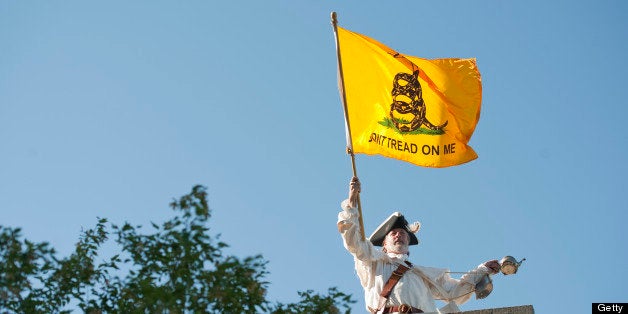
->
389, 70, 448, 133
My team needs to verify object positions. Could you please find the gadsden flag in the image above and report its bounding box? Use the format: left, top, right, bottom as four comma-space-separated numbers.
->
336, 26, 482, 168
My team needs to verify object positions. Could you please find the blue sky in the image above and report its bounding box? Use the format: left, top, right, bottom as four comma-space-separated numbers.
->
1, 1, 627, 313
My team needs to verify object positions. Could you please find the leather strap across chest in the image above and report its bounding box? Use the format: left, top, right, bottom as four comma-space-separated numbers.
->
380, 261, 413, 299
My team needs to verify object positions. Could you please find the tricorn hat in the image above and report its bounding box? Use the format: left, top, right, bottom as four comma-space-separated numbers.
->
368, 212, 421, 246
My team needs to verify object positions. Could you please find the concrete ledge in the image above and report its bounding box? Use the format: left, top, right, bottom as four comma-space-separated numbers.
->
461, 305, 535, 314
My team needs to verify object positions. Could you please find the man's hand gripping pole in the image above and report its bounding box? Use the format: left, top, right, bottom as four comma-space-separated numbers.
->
347, 147, 367, 241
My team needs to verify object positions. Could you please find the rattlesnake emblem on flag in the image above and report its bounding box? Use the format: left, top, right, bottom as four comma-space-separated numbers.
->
389, 70, 448, 133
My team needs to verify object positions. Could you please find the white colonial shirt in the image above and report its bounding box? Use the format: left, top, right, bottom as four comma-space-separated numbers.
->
338, 200, 491, 313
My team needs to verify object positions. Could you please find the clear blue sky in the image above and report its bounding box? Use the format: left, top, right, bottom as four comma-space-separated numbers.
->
1, 1, 626, 313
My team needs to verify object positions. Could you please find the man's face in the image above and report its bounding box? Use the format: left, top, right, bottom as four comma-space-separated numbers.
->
383, 228, 409, 254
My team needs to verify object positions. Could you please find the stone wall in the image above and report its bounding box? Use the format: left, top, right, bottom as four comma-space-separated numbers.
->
461, 305, 535, 314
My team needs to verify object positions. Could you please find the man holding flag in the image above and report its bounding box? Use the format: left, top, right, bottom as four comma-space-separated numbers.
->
338, 177, 500, 313
331, 13, 499, 313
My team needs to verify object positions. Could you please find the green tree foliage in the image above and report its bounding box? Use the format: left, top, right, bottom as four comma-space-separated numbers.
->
0, 185, 355, 313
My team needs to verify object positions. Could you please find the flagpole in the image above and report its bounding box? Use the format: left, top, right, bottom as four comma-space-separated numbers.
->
331, 11, 366, 242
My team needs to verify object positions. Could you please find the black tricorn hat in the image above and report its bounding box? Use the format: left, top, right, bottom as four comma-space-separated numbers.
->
368, 212, 421, 247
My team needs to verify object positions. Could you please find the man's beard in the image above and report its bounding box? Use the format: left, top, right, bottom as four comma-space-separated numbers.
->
384, 241, 409, 254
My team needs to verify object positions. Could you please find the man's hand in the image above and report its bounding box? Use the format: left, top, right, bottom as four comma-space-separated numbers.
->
483, 259, 501, 275
348, 176, 361, 208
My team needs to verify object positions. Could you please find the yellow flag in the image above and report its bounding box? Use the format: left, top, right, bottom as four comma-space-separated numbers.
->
336, 26, 482, 168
